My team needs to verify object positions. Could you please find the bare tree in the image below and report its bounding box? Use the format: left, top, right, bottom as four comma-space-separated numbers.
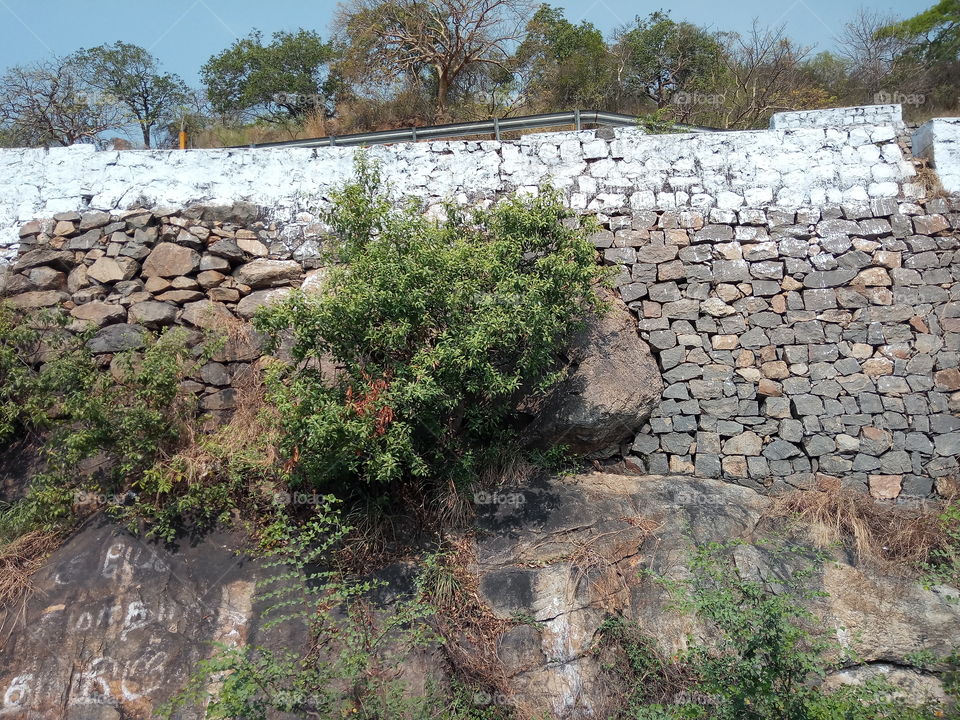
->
839, 8, 911, 98
334, 0, 532, 117
709, 23, 825, 129
0, 58, 123, 147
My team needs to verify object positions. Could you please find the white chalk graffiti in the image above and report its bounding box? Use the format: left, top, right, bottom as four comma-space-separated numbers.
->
1, 675, 32, 709
101, 541, 169, 580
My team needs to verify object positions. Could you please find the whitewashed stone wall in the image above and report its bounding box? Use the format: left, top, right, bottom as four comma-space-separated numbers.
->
913, 118, 960, 194
0, 105, 920, 262
770, 104, 904, 130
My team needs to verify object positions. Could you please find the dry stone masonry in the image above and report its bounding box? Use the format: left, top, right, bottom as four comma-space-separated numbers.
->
2, 203, 323, 419
594, 198, 960, 499
0, 105, 922, 262
0, 103, 958, 501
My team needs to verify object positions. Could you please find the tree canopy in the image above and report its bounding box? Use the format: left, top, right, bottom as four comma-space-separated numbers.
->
70, 42, 188, 148
334, 0, 530, 117
201, 29, 339, 121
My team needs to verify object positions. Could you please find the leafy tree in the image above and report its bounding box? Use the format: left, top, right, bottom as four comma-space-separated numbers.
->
613, 11, 726, 110
510, 4, 615, 111
70, 42, 188, 148
334, 0, 531, 117
255, 156, 603, 495
878, 0, 960, 65
0, 57, 123, 147
201, 29, 339, 122
838, 9, 909, 100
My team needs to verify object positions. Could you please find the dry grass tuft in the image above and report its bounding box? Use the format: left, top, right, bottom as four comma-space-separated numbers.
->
426, 535, 518, 707
0, 528, 63, 642
915, 158, 947, 200
766, 488, 949, 571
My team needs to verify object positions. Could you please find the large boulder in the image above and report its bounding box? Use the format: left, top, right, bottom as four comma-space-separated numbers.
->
0, 524, 267, 720
519, 289, 662, 456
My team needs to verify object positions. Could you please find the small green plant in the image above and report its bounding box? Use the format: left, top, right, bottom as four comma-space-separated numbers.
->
162, 501, 446, 720
527, 443, 578, 473
22, 327, 199, 525
921, 498, 960, 591
0, 304, 80, 444
599, 541, 956, 720
636, 108, 681, 134
255, 156, 604, 497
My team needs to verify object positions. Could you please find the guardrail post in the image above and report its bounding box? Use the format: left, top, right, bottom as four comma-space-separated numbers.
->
330, 135, 336, 147
574, 109, 581, 132
412, 126, 417, 142
493, 117, 500, 142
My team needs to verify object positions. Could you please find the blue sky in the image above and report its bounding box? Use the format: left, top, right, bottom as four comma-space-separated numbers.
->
0, 0, 930, 84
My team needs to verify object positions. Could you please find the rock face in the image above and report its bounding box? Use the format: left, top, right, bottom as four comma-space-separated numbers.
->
3, 475, 956, 719
471, 473, 960, 718
520, 290, 662, 456
0, 523, 265, 720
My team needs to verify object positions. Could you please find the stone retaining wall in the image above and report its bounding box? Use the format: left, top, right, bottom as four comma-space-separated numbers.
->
3, 194, 958, 500
913, 118, 960, 194
594, 198, 960, 498
0, 104, 920, 262
1, 204, 321, 418
769, 104, 904, 130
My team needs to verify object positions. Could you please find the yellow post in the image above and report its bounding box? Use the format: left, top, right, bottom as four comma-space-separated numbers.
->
178, 130, 187, 150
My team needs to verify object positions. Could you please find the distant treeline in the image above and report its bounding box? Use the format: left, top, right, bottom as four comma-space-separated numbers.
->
0, 0, 957, 148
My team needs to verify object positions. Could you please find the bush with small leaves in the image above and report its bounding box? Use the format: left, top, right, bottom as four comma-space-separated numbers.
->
255, 155, 604, 497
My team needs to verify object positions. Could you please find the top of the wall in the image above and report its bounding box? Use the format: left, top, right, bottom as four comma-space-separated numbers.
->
0, 104, 921, 262
770, 105, 904, 130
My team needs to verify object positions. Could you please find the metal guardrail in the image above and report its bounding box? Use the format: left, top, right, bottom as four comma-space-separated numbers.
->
231, 109, 720, 149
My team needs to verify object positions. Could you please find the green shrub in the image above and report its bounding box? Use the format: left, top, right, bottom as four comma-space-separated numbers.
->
255, 156, 604, 495
19, 327, 202, 526
0, 304, 79, 443
599, 541, 956, 720
922, 499, 960, 591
